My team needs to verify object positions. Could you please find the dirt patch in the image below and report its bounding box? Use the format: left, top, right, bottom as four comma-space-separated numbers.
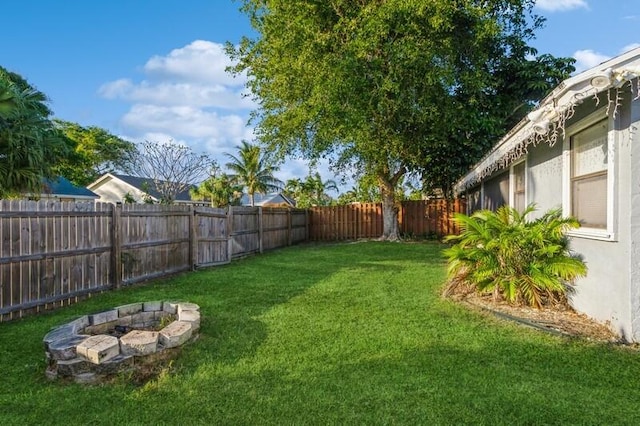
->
444, 282, 627, 344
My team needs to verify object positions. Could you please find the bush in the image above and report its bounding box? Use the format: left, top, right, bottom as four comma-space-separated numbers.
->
444, 205, 587, 308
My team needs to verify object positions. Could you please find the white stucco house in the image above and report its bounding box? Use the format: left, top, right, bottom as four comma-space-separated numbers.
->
455, 47, 640, 341
88, 174, 199, 205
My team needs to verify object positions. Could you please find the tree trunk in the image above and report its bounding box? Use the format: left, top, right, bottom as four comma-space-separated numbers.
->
379, 176, 401, 241
381, 191, 400, 240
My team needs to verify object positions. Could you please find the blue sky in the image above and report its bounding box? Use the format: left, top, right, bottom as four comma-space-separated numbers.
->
2, 0, 639, 189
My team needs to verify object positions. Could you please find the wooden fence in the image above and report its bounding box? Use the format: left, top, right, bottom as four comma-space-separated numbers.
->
0, 201, 308, 321
309, 199, 466, 241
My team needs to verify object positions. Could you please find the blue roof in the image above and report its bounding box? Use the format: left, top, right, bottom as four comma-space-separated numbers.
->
240, 193, 295, 207
43, 177, 98, 198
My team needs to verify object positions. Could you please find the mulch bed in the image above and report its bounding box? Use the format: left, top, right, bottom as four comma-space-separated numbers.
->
444, 282, 628, 345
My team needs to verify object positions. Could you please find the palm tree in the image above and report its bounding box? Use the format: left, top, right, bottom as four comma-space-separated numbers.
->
0, 67, 68, 198
225, 141, 282, 206
190, 173, 243, 207
304, 172, 338, 206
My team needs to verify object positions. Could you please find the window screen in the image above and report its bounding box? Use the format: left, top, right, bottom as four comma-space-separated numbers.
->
571, 119, 608, 229
483, 171, 509, 212
513, 162, 526, 213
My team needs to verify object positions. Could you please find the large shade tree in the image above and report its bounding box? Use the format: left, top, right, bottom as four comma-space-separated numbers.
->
0, 67, 67, 197
229, 0, 574, 240
225, 140, 282, 206
53, 120, 138, 186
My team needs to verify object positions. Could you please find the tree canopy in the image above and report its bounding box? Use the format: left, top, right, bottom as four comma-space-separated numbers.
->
53, 120, 138, 186
225, 140, 282, 206
229, 0, 574, 239
190, 171, 243, 208
0, 66, 68, 197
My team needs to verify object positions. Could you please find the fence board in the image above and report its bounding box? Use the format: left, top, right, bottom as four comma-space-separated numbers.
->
230, 206, 260, 258
1, 197, 460, 320
310, 199, 465, 241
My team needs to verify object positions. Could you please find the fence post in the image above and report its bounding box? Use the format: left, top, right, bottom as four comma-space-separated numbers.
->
227, 206, 234, 263
189, 205, 196, 270
287, 208, 293, 246
111, 203, 122, 289
258, 207, 264, 254
305, 209, 310, 241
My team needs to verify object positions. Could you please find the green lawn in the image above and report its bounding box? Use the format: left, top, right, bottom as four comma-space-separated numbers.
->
1, 242, 639, 425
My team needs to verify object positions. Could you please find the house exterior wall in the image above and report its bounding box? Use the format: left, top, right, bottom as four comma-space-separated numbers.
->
568, 93, 637, 340
466, 91, 640, 340
90, 177, 151, 204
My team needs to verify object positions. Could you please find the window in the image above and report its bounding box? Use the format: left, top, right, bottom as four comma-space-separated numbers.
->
512, 162, 526, 212
483, 171, 509, 212
570, 118, 608, 229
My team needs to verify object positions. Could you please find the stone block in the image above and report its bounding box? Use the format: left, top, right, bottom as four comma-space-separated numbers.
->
143, 301, 162, 312
95, 354, 134, 375
56, 358, 92, 376
159, 321, 193, 348
84, 320, 119, 335
48, 335, 90, 361
131, 311, 155, 325
74, 372, 98, 385
77, 335, 120, 364
154, 310, 171, 320
120, 330, 159, 356
116, 303, 143, 317
177, 302, 200, 314
45, 368, 58, 381
178, 310, 200, 331
89, 310, 118, 326
163, 301, 179, 314
68, 316, 90, 333
43, 324, 76, 349
117, 316, 133, 327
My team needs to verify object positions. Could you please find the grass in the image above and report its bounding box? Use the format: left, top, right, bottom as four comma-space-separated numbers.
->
1, 241, 639, 425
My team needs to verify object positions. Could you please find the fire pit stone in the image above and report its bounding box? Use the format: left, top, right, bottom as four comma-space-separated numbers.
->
43, 301, 200, 384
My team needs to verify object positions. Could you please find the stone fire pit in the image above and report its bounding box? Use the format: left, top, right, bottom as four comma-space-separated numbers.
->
43, 301, 200, 384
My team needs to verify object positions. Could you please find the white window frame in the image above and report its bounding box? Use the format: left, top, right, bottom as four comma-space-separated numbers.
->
562, 108, 616, 241
509, 159, 527, 211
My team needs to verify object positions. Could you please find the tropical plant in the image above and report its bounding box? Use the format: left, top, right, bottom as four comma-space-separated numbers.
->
0, 67, 68, 197
444, 205, 587, 308
190, 172, 243, 208
284, 172, 338, 208
225, 140, 282, 206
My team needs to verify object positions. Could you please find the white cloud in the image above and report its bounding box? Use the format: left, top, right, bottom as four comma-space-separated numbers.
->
99, 39, 335, 188
573, 49, 610, 73
122, 104, 251, 145
99, 80, 254, 110
535, 0, 588, 12
143, 40, 245, 86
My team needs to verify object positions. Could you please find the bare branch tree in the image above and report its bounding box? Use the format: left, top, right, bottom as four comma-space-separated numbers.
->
135, 140, 215, 203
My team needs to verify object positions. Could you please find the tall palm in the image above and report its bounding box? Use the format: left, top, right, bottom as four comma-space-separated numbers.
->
0, 67, 67, 198
304, 172, 338, 206
225, 141, 282, 206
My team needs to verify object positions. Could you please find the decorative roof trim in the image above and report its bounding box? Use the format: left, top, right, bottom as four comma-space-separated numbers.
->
455, 47, 640, 194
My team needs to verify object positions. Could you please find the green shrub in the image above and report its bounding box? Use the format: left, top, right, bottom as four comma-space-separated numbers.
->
444, 205, 587, 308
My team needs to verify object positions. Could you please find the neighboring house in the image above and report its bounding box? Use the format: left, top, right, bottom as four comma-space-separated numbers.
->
88, 173, 198, 204
455, 47, 640, 341
240, 193, 296, 207
34, 177, 98, 202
